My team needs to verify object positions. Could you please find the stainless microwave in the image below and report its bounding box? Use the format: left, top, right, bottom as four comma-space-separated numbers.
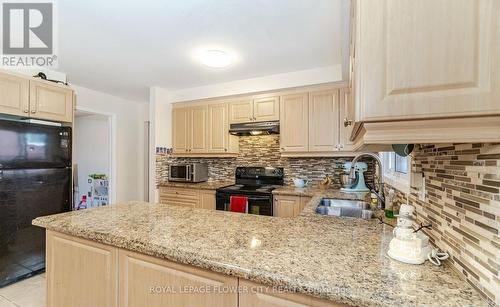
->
168, 163, 208, 182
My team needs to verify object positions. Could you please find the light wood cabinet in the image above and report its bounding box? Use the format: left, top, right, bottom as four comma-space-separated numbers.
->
199, 190, 217, 210
159, 187, 217, 210
280, 87, 357, 156
279, 93, 309, 152
0, 71, 29, 117
0, 70, 73, 123
173, 102, 238, 156
190, 105, 208, 153
253, 96, 279, 122
353, 0, 500, 122
208, 103, 239, 154
273, 195, 301, 218
308, 90, 339, 152
46, 231, 118, 307
239, 280, 344, 307
300, 196, 312, 212
29, 80, 73, 123
339, 88, 355, 151
229, 99, 254, 123
172, 107, 190, 154
119, 249, 238, 307
229, 96, 279, 123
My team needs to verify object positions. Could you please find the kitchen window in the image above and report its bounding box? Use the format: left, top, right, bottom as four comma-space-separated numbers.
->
381, 152, 411, 193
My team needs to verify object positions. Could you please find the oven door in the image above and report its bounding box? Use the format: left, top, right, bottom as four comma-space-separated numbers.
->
168, 165, 191, 182
216, 192, 273, 216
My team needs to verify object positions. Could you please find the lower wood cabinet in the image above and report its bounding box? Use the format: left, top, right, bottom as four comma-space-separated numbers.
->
119, 249, 238, 307
46, 231, 342, 307
239, 280, 345, 307
273, 195, 312, 218
159, 187, 216, 210
46, 231, 118, 307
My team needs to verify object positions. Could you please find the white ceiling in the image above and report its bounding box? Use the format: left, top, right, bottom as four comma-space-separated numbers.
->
58, 0, 348, 101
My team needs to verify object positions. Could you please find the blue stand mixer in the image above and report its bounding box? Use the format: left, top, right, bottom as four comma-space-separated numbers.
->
340, 162, 370, 192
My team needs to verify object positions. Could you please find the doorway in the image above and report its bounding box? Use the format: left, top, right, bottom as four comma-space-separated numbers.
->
73, 109, 115, 209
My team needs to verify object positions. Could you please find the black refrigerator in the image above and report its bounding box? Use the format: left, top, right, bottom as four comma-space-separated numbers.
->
0, 119, 71, 287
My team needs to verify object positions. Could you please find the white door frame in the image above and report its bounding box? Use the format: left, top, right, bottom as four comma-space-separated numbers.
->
74, 106, 117, 204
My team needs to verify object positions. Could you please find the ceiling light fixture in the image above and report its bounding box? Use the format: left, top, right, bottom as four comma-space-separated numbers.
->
200, 49, 232, 68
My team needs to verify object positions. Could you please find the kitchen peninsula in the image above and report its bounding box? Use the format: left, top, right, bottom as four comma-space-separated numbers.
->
32, 192, 487, 307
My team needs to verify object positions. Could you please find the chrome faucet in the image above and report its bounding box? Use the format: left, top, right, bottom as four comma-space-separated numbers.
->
349, 153, 385, 208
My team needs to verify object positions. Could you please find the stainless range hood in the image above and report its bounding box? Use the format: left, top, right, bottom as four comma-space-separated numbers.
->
229, 120, 279, 136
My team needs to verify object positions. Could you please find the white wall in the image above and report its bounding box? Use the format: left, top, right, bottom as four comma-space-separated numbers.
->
168, 65, 342, 102
74, 114, 110, 203
74, 85, 147, 202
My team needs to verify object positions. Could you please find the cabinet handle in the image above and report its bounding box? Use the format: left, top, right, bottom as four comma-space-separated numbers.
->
23, 109, 29, 113
344, 118, 353, 127
31, 110, 36, 114
249, 117, 253, 121
224, 148, 227, 152
281, 148, 285, 151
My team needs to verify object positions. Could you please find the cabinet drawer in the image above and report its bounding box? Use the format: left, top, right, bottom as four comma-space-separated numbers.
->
160, 187, 198, 198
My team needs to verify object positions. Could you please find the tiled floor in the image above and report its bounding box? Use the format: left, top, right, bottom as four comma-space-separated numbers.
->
0, 274, 45, 307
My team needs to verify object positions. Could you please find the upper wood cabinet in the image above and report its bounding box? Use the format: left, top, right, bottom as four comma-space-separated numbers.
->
190, 105, 208, 153
208, 103, 227, 152
0, 72, 29, 117
353, 0, 500, 122
308, 90, 339, 152
173, 102, 238, 156
229, 96, 279, 123
229, 99, 253, 123
280, 93, 309, 152
0, 70, 73, 123
172, 107, 190, 154
253, 96, 279, 121
29, 80, 73, 123
280, 86, 357, 156
339, 88, 355, 151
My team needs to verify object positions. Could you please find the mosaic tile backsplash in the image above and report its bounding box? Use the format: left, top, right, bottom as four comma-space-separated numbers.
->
385, 143, 500, 306
156, 134, 376, 188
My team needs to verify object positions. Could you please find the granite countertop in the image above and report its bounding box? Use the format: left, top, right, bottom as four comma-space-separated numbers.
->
32, 192, 487, 307
158, 180, 234, 190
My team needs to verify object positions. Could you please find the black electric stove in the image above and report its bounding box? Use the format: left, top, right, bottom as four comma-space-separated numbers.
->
216, 167, 284, 216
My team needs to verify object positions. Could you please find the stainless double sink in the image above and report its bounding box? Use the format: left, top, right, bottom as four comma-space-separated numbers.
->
315, 198, 373, 219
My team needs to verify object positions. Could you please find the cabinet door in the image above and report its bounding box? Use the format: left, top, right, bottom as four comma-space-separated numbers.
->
199, 190, 216, 210
0, 71, 29, 117
253, 96, 279, 122
229, 99, 253, 123
190, 106, 208, 153
300, 196, 312, 212
46, 231, 118, 307
339, 88, 355, 151
29, 80, 73, 123
119, 249, 238, 307
208, 103, 229, 152
308, 90, 339, 152
279, 93, 309, 152
273, 195, 301, 218
356, 0, 500, 121
239, 280, 342, 307
172, 107, 190, 154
